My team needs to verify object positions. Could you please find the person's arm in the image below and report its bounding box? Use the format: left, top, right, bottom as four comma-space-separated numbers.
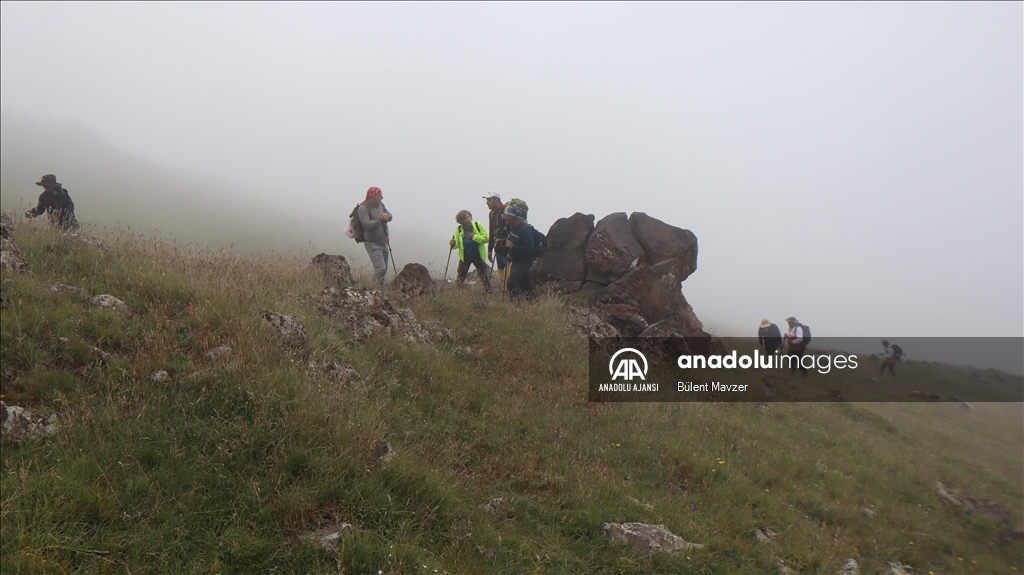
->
358, 204, 382, 230
381, 202, 392, 223
25, 193, 48, 217
790, 326, 803, 347
758, 329, 765, 346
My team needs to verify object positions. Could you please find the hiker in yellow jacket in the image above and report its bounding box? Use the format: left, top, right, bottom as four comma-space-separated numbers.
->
449, 210, 492, 294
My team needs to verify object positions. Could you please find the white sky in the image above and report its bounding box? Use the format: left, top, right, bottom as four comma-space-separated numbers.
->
2, 2, 1021, 338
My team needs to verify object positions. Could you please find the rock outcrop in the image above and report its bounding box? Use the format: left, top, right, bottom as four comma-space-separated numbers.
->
393, 263, 434, 298
1, 212, 27, 273
534, 210, 708, 340
311, 253, 353, 286
585, 213, 645, 287
628, 212, 698, 280
534, 212, 594, 287
308, 286, 431, 344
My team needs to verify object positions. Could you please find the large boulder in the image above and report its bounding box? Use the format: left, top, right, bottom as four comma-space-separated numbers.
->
585, 213, 645, 287
534, 213, 594, 286
628, 212, 698, 281
602, 259, 690, 325
311, 253, 353, 286
392, 263, 434, 298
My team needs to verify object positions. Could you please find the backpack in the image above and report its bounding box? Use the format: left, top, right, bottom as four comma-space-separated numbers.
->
799, 324, 811, 347
526, 224, 547, 257
347, 204, 365, 243
892, 344, 903, 361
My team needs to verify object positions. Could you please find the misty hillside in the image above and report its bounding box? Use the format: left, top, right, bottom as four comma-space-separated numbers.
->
0, 108, 447, 271
1, 216, 1021, 574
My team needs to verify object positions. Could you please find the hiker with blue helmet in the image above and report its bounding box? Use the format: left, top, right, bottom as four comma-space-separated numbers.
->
502, 205, 535, 301
449, 210, 491, 293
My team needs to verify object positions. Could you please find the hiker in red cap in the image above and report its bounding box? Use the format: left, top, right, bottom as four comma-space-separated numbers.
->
357, 186, 393, 283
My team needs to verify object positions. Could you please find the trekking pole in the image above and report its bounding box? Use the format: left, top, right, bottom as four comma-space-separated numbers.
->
443, 247, 454, 281
386, 238, 398, 279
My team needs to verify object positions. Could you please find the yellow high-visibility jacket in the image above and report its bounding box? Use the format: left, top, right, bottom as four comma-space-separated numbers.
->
452, 221, 489, 262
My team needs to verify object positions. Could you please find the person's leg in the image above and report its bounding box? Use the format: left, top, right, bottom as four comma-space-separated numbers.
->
456, 259, 469, 285
472, 259, 491, 292
364, 242, 387, 283
506, 260, 532, 302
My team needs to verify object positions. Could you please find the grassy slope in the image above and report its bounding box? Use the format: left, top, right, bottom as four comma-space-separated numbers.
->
1, 220, 1021, 574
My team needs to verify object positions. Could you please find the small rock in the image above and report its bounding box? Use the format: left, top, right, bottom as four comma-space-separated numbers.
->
320, 361, 362, 387
0, 401, 57, 440
206, 345, 232, 361
50, 283, 88, 296
754, 528, 777, 544
836, 558, 861, 575
90, 294, 127, 310
884, 561, 911, 575
260, 309, 306, 346
92, 346, 110, 362
481, 498, 509, 514
600, 522, 702, 555
861, 507, 877, 518
307, 522, 353, 550
372, 440, 395, 463
150, 370, 170, 383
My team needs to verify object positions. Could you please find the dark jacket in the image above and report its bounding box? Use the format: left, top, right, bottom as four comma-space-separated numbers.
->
28, 188, 78, 230
488, 204, 509, 255
507, 222, 535, 263
758, 323, 782, 349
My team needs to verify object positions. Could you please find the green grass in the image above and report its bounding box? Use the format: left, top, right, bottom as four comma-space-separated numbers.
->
2, 217, 1021, 574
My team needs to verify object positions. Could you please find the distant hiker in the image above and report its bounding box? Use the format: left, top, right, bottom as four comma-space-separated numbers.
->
758, 319, 783, 356
503, 205, 535, 301
484, 191, 510, 286
357, 186, 392, 283
25, 174, 78, 230
784, 316, 809, 375
879, 340, 898, 377
449, 210, 491, 293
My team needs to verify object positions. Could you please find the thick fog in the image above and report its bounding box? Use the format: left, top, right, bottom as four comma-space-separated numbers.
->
2, 3, 1021, 340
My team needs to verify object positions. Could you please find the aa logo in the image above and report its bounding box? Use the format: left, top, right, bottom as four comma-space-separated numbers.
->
609, 348, 648, 381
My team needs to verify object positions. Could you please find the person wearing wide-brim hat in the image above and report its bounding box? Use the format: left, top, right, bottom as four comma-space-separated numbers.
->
757, 318, 783, 356
26, 174, 79, 230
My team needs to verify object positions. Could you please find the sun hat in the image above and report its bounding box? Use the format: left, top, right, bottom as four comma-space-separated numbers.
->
785, 316, 799, 324
759, 319, 772, 328
36, 174, 61, 188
